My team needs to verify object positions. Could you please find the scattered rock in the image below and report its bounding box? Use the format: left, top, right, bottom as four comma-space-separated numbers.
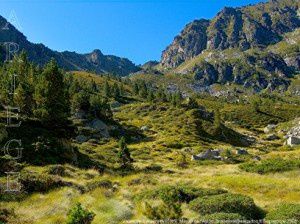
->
235, 148, 248, 155
140, 126, 150, 131
264, 124, 277, 134
75, 135, 88, 143
191, 149, 222, 161
110, 101, 122, 109
181, 147, 193, 153
286, 136, 300, 146
87, 139, 99, 145
88, 119, 110, 138
73, 109, 86, 119
253, 156, 261, 161
265, 134, 280, 141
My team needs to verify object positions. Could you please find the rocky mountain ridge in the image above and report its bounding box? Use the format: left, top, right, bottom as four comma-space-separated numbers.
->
158, 0, 300, 92
0, 15, 140, 76
161, 0, 300, 68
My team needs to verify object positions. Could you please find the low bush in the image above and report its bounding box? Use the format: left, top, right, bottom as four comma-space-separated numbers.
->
143, 201, 182, 220
175, 152, 188, 168
20, 172, 63, 193
67, 203, 95, 224
189, 193, 265, 220
0, 156, 23, 175
239, 158, 300, 174
84, 179, 113, 193
143, 164, 163, 172
0, 208, 15, 223
266, 204, 300, 221
47, 164, 67, 176
200, 212, 246, 223
137, 185, 227, 204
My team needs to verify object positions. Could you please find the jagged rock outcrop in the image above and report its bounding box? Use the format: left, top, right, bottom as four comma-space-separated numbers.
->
284, 55, 300, 71
0, 16, 140, 76
161, 19, 209, 67
161, 0, 300, 68
183, 50, 293, 91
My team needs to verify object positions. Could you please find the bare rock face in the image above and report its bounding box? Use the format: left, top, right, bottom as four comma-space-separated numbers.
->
160, 1, 300, 69
161, 19, 209, 68
284, 55, 300, 71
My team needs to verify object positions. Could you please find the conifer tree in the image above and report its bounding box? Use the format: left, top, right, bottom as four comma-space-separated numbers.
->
34, 59, 69, 125
118, 137, 133, 169
112, 83, 121, 99
213, 109, 222, 135
133, 82, 139, 95
103, 80, 111, 98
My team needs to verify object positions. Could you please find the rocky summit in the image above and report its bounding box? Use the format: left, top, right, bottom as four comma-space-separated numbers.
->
158, 0, 300, 92
161, 0, 300, 68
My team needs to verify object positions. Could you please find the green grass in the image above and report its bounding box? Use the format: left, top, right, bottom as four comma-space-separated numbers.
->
239, 157, 300, 174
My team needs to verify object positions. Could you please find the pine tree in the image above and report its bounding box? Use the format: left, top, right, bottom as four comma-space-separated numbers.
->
117, 137, 133, 169
133, 82, 139, 95
171, 92, 182, 107
67, 203, 95, 224
119, 83, 125, 96
10, 51, 34, 116
103, 80, 111, 98
186, 97, 198, 109
112, 83, 121, 99
139, 81, 148, 98
147, 90, 155, 102
34, 59, 69, 125
71, 90, 90, 113
213, 109, 222, 135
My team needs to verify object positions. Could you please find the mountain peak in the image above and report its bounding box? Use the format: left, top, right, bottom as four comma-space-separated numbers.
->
91, 49, 103, 55
0, 15, 139, 76
161, 0, 300, 68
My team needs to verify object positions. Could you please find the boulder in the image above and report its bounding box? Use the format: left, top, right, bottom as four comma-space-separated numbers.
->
253, 156, 261, 161
140, 126, 149, 131
191, 149, 222, 160
264, 124, 277, 133
76, 135, 88, 143
110, 101, 122, 109
88, 119, 109, 138
286, 136, 300, 146
74, 109, 86, 119
287, 125, 300, 137
265, 134, 279, 141
236, 148, 248, 155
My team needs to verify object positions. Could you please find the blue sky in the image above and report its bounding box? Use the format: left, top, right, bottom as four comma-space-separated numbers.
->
0, 0, 265, 65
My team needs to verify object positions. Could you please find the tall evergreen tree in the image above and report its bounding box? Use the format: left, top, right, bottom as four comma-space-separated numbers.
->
118, 137, 133, 169
171, 92, 182, 107
213, 109, 222, 135
133, 82, 139, 95
119, 83, 125, 96
112, 83, 121, 99
34, 59, 69, 125
12, 52, 35, 116
103, 80, 111, 98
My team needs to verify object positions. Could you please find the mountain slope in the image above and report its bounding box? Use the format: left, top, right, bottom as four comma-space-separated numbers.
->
161, 0, 300, 68
0, 15, 140, 76
156, 0, 300, 93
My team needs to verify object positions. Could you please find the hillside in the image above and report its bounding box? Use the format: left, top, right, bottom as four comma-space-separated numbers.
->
1, 59, 300, 222
0, 16, 140, 76
161, 0, 300, 68
156, 0, 300, 92
0, 0, 300, 223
